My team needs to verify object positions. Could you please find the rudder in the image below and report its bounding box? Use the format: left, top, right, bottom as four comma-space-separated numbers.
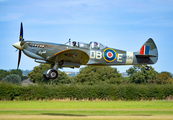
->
140, 38, 158, 56
136, 38, 158, 64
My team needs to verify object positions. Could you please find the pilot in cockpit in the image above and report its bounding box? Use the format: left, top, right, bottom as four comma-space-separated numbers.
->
94, 42, 99, 49
72, 41, 77, 47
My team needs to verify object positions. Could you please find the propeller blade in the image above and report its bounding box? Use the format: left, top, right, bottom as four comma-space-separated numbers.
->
17, 22, 23, 70
19, 22, 23, 41
17, 50, 21, 70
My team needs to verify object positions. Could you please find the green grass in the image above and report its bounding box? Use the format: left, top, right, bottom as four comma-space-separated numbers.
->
0, 100, 173, 109
0, 101, 173, 119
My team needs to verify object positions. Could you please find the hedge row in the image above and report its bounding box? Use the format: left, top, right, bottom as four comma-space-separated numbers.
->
0, 82, 173, 101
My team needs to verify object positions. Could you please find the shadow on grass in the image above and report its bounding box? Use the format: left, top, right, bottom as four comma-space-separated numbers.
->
130, 114, 152, 116
42, 113, 87, 117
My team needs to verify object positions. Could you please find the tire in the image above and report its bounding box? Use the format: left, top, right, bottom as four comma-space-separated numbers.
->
48, 69, 58, 79
43, 74, 50, 80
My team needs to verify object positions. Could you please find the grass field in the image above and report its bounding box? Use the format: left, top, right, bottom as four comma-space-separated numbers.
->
0, 100, 173, 120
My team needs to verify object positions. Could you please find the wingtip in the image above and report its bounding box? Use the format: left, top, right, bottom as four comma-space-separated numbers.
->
21, 21, 22, 23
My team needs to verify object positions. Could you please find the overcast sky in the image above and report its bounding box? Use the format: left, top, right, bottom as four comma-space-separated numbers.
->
0, 0, 173, 73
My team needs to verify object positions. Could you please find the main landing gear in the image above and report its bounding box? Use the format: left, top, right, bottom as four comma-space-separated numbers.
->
43, 56, 59, 80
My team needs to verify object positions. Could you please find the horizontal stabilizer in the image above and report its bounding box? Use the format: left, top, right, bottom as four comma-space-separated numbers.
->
136, 54, 157, 58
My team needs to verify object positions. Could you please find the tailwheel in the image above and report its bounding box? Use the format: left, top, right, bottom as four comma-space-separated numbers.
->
142, 65, 150, 70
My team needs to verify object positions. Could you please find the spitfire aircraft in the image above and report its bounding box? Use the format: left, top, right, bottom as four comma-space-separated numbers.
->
13, 22, 158, 80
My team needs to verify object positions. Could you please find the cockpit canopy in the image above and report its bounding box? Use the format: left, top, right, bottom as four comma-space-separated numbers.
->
65, 40, 107, 50
89, 41, 107, 49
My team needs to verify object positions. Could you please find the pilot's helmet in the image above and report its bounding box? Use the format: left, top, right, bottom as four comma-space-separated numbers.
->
72, 41, 76, 44
94, 42, 98, 45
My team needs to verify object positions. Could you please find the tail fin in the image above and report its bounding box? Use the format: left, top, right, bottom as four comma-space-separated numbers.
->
136, 38, 158, 64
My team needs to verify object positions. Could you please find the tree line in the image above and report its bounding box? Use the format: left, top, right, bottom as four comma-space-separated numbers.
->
1, 82, 173, 101
0, 64, 172, 85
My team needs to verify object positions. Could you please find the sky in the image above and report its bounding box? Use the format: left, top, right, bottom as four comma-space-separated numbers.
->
0, 0, 173, 73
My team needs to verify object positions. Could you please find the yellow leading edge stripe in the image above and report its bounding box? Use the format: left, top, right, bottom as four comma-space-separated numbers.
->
54, 49, 70, 56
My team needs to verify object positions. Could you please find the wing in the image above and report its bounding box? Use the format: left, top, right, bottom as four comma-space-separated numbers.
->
48, 49, 89, 68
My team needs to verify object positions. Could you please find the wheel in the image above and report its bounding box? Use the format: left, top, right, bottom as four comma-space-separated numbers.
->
48, 69, 58, 79
43, 74, 50, 80
43, 70, 50, 80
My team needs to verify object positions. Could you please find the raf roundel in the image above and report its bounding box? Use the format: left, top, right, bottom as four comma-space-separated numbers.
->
103, 48, 117, 62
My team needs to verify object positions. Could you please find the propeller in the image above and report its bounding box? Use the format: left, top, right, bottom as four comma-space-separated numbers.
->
17, 22, 23, 70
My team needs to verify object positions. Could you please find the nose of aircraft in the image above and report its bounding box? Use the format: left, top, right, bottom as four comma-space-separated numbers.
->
13, 42, 23, 50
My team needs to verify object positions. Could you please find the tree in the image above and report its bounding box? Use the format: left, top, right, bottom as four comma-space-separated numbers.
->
2, 74, 21, 85
10, 69, 23, 80
0, 70, 8, 80
126, 65, 158, 84
74, 66, 123, 85
27, 64, 71, 84
0, 69, 23, 81
157, 71, 173, 84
